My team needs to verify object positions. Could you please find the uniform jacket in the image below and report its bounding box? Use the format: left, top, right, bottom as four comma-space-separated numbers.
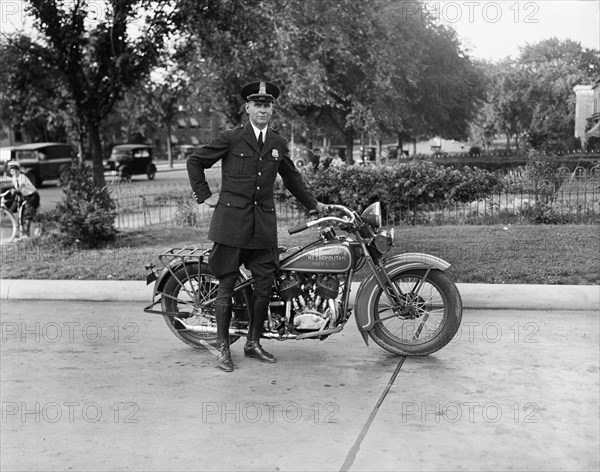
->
187, 122, 318, 249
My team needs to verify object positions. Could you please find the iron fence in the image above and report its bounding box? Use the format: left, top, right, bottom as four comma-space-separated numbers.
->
110, 168, 600, 229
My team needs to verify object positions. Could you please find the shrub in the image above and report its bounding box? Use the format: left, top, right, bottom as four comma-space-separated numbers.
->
278, 162, 501, 223
54, 162, 117, 248
586, 136, 600, 153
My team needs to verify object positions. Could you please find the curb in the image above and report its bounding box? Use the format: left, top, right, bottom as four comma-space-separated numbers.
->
1, 280, 598, 311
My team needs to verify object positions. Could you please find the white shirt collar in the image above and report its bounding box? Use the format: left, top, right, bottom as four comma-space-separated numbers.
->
250, 122, 268, 141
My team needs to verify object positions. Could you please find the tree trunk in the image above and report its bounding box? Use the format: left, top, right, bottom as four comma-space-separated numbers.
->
345, 131, 354, 164
88, 119, 106, 187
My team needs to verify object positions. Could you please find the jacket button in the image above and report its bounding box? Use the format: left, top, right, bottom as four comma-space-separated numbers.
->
256, 186, 260, 190
258, 172, 262, 176
227, 203, 230, 206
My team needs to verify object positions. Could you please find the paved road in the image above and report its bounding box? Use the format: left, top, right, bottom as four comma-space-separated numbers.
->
1, 300, 598, 471
35, 161, 191, 211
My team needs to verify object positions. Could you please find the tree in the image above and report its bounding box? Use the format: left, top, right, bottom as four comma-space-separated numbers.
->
359, 0, 486, 152
518, 38, 600, 150
176, 0, 279, 127
279, 0, 380, 163
0, 37, 70, 143
6, 0, 174, 185
488, 59, 533, 151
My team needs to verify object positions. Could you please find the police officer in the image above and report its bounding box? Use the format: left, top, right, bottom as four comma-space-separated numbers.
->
187, 81, 325, 372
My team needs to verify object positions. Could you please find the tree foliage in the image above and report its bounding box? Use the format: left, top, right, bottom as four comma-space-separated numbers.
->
477, 38, 600, 152
3, 0, 174, 185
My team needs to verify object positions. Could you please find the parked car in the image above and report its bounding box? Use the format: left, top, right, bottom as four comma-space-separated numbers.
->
6, 142, 74, 187
104, 144, 157, 181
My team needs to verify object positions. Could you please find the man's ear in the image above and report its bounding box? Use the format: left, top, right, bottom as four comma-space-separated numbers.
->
244, 102, 250, 113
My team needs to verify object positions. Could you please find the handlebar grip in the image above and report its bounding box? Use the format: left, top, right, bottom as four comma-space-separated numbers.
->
288, 222, 308, 235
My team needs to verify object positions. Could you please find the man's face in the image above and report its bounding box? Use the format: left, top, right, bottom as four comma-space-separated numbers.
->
245, 100, 273, 128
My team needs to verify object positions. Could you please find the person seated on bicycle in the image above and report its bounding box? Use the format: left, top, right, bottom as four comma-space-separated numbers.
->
6, 160, 40, 237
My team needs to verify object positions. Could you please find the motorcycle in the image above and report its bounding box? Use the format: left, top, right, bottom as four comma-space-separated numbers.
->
144, 202, 462, 356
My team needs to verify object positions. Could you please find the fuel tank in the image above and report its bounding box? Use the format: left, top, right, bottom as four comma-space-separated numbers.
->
280, 241, 354, 273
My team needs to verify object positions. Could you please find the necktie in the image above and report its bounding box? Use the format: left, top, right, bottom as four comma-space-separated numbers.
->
258, 131, 264, 150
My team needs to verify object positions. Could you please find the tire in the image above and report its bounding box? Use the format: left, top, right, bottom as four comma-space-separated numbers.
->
147, 165, 156, 180
161, 263, 250, 349
0, 207, 18, 243
118, 166, 132, 182
366, 269, 462, 356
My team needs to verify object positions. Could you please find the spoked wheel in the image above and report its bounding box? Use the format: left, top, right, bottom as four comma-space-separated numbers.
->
161, 263, 250, 349
0, 207, 18, 244
367, 269, 462, 356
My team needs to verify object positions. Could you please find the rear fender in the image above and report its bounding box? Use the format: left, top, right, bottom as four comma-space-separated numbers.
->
353, 253, 451, 340
151, 259, 248, 299
152, 261, 187, 296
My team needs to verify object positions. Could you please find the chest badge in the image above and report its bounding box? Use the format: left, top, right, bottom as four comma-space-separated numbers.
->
272, 149, 279, 159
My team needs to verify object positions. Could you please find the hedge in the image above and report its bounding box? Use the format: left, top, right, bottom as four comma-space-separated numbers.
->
275, 161, 502, 219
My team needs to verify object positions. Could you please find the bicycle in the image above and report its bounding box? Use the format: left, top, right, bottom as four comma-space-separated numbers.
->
0, 190, 27, 244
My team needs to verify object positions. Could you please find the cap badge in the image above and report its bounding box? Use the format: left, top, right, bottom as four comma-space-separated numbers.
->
259, 82, 267, 95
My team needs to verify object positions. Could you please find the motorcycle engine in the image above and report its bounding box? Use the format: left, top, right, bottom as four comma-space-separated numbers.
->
275, 273, 340, 332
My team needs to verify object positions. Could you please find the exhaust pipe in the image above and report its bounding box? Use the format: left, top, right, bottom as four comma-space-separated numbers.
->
174, 318, 344, 340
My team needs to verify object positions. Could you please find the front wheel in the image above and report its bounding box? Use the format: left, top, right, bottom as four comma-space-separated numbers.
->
161, 263, 250, 349
146, 164, 156, 180
367, 269, 462, 356
0, 207, 18, 243
118, 166, 132, 182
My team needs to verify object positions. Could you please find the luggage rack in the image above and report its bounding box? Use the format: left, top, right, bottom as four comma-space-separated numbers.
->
157, 247, 210, 267
144, 247, 212, 316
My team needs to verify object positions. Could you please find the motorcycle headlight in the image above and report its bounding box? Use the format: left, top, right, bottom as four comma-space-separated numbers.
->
373, 228, 394, 254
361, 202, 382, 229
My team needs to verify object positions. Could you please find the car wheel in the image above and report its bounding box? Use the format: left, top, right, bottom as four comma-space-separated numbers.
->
118, 166, 132, 182
147, 165, 156, 180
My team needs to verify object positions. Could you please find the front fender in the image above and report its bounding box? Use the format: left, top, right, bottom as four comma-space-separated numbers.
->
353, 253, 451, 340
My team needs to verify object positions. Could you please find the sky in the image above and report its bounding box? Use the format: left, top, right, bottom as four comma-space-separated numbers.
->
429, 0, 600, 60
1, 0, 599, 61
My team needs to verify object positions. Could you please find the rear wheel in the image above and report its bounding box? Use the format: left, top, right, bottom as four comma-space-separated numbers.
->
161, 263, 250, 349
367, 269, 462, 356
0, 207, 17, 243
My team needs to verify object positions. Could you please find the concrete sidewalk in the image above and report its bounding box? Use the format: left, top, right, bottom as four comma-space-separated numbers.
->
0, 279, 598, 311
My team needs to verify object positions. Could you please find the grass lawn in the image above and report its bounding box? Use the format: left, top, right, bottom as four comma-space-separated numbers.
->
1, 224, 598, 285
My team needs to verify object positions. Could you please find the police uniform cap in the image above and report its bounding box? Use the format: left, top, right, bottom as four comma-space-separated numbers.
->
241, 81, 280, 103
7, 160, 20, 170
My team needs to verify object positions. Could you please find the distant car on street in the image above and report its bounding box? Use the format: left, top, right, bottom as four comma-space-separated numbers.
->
6, 142, 75, 187
104, 144, 157, 182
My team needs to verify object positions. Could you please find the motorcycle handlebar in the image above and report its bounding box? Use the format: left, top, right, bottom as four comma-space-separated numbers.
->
288, 221, 309, 235
287, 204, 356, 235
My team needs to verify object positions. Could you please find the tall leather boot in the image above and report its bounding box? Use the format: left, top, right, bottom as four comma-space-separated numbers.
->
244, 297, 276, 363
215, 300, 234, 372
